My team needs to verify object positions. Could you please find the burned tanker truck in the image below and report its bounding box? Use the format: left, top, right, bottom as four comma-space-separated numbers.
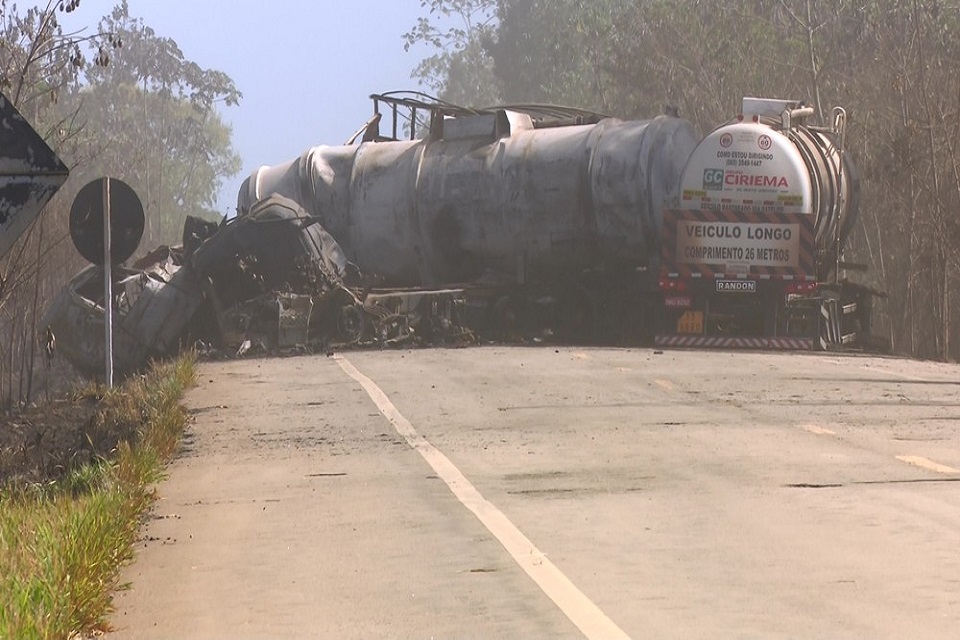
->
239, 92, 875, 349
45, 92, 877, 378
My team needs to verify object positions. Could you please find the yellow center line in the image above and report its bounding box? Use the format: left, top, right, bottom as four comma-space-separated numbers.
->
801, 424, 836, 436
896, 455, 960, 474
860, 364, 932, 383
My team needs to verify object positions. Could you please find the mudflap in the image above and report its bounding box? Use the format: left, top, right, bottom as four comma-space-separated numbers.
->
818, 281, 887, 352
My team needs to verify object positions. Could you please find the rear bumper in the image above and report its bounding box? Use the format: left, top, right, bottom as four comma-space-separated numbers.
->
654, 335, 815, 350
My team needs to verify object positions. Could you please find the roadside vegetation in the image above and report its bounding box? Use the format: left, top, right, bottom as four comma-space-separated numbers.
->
0, 354, 195, 640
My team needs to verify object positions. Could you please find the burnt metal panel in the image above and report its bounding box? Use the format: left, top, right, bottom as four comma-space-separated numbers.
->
277, 293, 313, 347
192, 194, 347, 307
117, 265, 204, 365
42, 259, 203, 378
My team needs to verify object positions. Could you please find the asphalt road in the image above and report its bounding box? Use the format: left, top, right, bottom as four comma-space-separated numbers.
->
109, 347, 960, 639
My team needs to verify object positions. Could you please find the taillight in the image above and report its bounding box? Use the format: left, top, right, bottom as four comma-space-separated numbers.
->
659, 277, 688, 293
785, 281, 819, 294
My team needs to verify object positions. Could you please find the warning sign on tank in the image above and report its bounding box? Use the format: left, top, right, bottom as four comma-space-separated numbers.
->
676, 220, 799, 268
661, 209, 815, 279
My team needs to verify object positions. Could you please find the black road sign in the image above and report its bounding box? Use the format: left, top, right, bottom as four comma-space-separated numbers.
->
69, 178, 144, 265
0, 93, 70, 258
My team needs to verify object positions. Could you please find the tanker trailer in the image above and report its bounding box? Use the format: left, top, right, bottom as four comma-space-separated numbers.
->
657, 97, 876, 350
238, 93, 699, 340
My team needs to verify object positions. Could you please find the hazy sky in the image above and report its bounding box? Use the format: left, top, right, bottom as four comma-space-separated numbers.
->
56, 0, 432, 216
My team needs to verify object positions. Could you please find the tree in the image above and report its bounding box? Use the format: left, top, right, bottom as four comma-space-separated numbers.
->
0, 0, 121, 408
489, 0, 631, 112
77, 1, 241, 246
0, 1, 243, 407
403, 0, 500, 107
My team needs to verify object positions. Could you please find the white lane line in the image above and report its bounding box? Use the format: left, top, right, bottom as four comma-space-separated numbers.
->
334, 354, 630, 640
896, 455, 960, 474
801, 424, 836, 436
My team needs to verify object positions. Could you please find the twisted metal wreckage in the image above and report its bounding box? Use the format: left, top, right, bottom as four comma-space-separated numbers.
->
44, 194, 476, 378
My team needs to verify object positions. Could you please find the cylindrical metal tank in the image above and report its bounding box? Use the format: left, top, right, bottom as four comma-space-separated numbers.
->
239, 111, 699, 287
677, 100, 859, 280
788, 121, 860, 275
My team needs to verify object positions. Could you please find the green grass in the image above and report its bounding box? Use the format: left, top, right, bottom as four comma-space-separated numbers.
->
0, 355, 195, 640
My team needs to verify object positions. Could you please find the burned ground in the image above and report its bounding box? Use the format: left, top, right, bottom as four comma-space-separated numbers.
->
0, 361, 141, 487
0, 393, 104, 486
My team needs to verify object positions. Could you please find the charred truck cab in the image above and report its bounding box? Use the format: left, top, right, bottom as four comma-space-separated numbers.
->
656, 97, 872, 350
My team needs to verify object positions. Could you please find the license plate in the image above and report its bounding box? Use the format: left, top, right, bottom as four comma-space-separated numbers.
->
664, 295, 692, 309
676, 310, 703, 334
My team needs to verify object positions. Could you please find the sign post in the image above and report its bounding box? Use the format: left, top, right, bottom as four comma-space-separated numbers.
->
102, 178, 113, 388
69, 177, 143, 384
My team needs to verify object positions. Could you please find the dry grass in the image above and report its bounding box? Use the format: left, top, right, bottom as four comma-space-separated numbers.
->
0, 355, 195, 639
